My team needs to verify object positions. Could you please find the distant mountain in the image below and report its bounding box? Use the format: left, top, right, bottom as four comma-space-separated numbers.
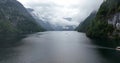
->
27, 8, 54, 31
75, 11, 97, 32
86, 0, 120, 39
27, 8, 76, 31
0, 0, 44, 33
62, 25, 75, 31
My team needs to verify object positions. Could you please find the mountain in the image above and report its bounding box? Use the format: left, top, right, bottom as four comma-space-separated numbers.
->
0, 0, 44, 34
27, 8, 54, 31
75, 11, 97, 32
86, 0, 120, 39
27, 8, 76, 31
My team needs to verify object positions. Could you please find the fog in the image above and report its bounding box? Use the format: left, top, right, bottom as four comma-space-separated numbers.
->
18, 0, 103, 30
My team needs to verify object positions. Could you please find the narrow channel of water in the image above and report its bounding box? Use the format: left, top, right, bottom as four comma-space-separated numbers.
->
0, 31, 120, 63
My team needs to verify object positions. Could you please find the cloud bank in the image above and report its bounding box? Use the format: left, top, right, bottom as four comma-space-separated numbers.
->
18, 0, 103, 30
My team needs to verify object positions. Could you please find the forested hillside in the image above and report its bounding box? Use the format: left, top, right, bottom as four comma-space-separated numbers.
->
83, 0, 120, 39
0, 0, 44, 34
75, 11, 96, 32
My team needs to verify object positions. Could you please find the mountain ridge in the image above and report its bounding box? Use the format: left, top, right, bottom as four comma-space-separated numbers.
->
0, 0, 45, 33
86, 0, 120, 39
75, 11, 97, 32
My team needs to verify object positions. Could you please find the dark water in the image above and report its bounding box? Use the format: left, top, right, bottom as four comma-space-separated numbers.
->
0, 31, 120, 63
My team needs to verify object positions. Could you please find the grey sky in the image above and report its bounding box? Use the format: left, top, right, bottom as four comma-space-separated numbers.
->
17, 0, 103, 30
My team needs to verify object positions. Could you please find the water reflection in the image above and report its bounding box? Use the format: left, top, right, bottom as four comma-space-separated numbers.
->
92, 39, 119, 48
0, 34, 26, 62
0, 34, 26, 48
97, 48, 120, 63
0, 31, 119, 63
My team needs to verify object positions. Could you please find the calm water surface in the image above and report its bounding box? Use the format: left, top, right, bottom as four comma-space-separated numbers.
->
0, 31, 120, 63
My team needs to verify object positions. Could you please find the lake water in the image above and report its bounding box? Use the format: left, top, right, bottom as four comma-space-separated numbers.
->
0, 31, 120, 63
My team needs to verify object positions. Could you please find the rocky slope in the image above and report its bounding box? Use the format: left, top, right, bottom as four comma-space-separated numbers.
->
0, 0, 44, 33
86, 0, 120, 39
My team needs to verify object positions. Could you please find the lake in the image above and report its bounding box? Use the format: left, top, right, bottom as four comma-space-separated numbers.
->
0, 31, 120, 63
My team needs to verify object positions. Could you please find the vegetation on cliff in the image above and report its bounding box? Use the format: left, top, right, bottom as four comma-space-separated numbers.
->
86, 0, 120, 39
0, 0, 45, 34
75, 11, 96, 32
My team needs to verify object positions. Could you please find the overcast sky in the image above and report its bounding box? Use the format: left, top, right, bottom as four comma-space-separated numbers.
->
17, 0, 103, 30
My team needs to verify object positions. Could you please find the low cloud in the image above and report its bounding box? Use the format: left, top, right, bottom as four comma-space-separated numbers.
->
18, 0, 103, 30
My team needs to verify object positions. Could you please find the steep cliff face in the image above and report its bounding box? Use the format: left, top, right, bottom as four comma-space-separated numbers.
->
86, 0, 120, 39
0, 0, 44, 33
108, 13, 120, 30
76, 11, 97, 32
